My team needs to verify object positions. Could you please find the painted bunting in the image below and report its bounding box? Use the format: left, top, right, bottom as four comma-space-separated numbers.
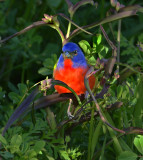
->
53, 42, 95, 95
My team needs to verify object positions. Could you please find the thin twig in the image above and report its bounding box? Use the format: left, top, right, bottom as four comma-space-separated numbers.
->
100, 25, 117, 77
67, 9, 138, 42
65, 0, 73, 9
117, 62, 143, 75
117, 19, 121, 72
0, 21, 46, 44
58, 13, 93, 36
100, 25, 116, 50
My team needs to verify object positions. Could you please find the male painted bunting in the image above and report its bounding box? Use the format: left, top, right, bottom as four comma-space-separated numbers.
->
53, 42, 95, 117
53, 42, 95, 94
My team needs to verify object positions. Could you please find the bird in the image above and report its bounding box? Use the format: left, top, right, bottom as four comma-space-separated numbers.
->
53, 42, 95, 117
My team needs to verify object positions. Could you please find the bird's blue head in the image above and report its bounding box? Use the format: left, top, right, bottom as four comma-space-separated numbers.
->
56, 42, 87, 69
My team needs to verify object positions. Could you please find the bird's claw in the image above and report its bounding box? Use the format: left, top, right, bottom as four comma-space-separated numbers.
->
67, 111, 74, 119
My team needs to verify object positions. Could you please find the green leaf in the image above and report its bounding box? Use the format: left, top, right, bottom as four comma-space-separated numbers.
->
10, 135, 22, 153
97, 34, 102, 45
91, 120, 102, 158
47, 155, 55, 160
78, 40, 91, 54
38, 67, 53, 76
8, 82, 19, 93
94, 34, 102, 45
51, 138, 64, 144
43, 58, 54, 69
97, 45, 106, 59
122, 90, 127, 99
60, 150, 70, 160
134, 76, 143, 127
99, 134, 107, 160
11, 134, 22, 146
41, 54, 57, 74
47, 107, 57, 130
0, 135, 7, 145
104, 46, 109, 53
33, 140, 45, 153
65, 136, 71, 143
88, 56, 96, 65
18, 83, 27, 96
0, 151, 14, 159
93, 34, 102, 47
118, 151, 137, 160
98, 51, 104, 59
117, 85, 123, 99
21, 142, 29, 153
8, 92, 21, 104
119, 138, 132, 152
134, 135, 143, 154
26, 149, 37, 158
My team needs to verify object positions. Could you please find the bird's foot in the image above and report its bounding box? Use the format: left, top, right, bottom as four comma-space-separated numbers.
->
67, 111, 74, 119
67, 99, 74, 119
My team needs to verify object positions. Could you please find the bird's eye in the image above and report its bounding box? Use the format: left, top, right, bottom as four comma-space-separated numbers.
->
73, 50, 77, 55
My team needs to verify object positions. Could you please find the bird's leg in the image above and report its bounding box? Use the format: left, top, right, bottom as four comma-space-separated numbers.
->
67, 99, 74, 119
85, 91, 89, 99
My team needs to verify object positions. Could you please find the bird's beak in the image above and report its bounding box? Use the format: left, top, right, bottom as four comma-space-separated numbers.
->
62, 51, 72, 59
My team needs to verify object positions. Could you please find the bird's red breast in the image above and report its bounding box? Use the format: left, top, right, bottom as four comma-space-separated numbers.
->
53, 59, 95, 95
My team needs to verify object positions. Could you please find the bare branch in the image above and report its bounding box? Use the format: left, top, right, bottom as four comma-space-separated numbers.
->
100, 25, 117, 77
58, 13, 93, 36
67, 7, 140, 41
0, 21, 46, 44
65, 0, 73, 9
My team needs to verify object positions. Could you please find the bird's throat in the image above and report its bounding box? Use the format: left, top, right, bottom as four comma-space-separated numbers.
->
64, 59, 73, 68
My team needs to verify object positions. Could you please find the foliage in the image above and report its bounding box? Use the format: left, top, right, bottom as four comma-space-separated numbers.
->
0, 118, 82, 160
0, 0, 143, 160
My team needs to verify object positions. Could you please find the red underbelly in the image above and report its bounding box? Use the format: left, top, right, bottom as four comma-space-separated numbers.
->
53, 66, 95, 95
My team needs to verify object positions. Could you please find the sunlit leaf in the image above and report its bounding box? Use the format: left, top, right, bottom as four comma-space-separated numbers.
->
134, 135, 143, 155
